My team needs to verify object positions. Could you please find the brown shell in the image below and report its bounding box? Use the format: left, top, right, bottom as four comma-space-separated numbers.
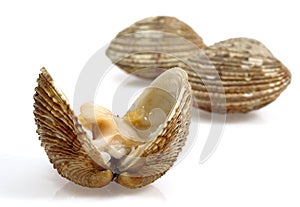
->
33, 68, 113, 188
33, 67, 192, 188
185, 38, 291, 113
106, 16, 205, 78
106, 16, 291, 113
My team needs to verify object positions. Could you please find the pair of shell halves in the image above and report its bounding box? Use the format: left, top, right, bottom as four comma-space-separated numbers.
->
33, 67, 192, 188
106, 16, 291, 113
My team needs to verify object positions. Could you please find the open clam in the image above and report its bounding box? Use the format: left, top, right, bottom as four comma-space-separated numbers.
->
33, 67, 192, 188
106, 16, 205, 78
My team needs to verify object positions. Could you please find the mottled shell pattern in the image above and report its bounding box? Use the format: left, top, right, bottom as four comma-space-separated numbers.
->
33, 67, 192, 188
185, 38, 291, 113
106, 16, 206, 78
106, 16, 291, 113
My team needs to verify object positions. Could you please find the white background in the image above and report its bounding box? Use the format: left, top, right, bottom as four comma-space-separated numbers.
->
0, 0, 299, 206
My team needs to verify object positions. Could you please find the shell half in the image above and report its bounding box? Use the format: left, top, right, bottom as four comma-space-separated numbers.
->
33, 67, 192, 188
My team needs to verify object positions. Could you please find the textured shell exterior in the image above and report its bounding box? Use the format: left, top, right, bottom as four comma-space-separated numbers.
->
106, 16, 205, 78
33, 67, 192, 188
185, 38, 291, 113
33, 68, 113, 188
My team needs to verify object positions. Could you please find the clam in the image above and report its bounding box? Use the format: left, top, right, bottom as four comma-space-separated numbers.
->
106, 17, 291, 113
184, 38, 291, 113
106, 16, 206, 78
106, 16, 291, 113
33, 67, 192, 188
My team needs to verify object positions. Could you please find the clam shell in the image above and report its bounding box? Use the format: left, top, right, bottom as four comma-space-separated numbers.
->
106, 16, 291, 113
185, 38, 291, 113
33, 68, 113, 188
106, 16, 205, 78
116, 68, 192, 188
33, 67, 192, 188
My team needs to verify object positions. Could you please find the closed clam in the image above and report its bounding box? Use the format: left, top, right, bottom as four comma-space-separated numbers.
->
33, 67, 192, 188
185, 38, 291, 113
106, 16, 205, 78
108, 18, 291, 113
